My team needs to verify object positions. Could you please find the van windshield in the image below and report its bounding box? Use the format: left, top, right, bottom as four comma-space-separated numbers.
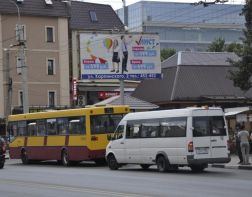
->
193, 116, 226, 137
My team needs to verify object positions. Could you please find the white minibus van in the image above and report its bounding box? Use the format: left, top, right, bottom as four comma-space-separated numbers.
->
106, 107, 231, 172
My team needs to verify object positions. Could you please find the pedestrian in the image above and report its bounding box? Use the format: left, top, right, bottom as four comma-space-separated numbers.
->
235, 124, 243, 164
111, 39, 120, 73
238, 124, 250, 165
120, 35, 128, 73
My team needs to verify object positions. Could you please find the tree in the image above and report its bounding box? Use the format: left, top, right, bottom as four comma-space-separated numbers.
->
229, 0, 252, 91
225, 42, 243, 56
160, 48, 176, 62
207, 37, 226, 52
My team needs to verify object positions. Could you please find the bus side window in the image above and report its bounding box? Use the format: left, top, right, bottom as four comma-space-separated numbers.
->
57, 118, 68, 135
37, 120, 46, 136
46, 119, 57, 135
27, 122, 37, 136
7, 122, 17, 141
69, 117, 85, 135
18, 121, 27, 136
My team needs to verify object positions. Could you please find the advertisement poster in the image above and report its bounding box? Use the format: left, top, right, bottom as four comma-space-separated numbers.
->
80, 33, 161, 80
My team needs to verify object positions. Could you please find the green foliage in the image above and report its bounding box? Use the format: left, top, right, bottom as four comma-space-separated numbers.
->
160, 48, 176, 62
207, 37, 226, 52
229, 0, 252, 91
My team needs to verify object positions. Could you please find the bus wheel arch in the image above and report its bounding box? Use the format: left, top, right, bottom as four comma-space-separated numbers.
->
156, 152, 170, 172
21, 148, 29, 165
61, 148, 70, 166
107, 153, 119, 170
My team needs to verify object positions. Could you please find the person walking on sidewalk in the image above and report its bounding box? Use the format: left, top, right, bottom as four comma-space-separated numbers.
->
235, 124, 243, 164
238, 125, 250, 165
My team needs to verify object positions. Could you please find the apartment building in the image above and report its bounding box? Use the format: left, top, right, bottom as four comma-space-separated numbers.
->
0, 0, 70, 117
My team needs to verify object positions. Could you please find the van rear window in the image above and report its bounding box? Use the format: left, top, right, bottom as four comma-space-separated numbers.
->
193, 116, 226, 137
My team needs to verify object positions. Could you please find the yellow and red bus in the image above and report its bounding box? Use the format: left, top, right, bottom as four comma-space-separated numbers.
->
8, 105, 129, 165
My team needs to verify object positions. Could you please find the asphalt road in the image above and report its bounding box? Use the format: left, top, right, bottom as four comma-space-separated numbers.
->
0, 159, 252, 197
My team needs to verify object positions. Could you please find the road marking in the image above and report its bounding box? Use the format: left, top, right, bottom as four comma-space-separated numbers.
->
0, 179, 153, 197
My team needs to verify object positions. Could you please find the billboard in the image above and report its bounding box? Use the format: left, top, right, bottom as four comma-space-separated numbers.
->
80, 33, 161, 80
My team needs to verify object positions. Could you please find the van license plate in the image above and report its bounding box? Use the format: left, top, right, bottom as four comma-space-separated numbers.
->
196, 147, 209, 154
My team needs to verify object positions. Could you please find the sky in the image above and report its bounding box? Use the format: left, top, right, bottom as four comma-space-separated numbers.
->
80, 0, 245, 10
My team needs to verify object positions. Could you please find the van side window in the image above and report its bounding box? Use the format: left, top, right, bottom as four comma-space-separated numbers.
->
114, 125, 124, 140
193, 117, 210, 137
141, 123, 159, 138
211, 116, 226, 136
126, 123, 140, 138
160, 117, 187, 137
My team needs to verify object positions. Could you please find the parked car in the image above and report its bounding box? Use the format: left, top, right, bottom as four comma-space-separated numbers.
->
0, 137, 6, 169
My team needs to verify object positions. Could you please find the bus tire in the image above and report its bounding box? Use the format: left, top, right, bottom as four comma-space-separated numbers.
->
140, 164, 151, 170
61, 149, 70, 166
156, 155, 169, 172
107, 154, 119, 170
21, 149, 29, 165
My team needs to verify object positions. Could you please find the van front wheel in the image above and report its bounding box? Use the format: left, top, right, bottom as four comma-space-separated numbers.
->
157, 156, 169, 172
107, 154, 119, 170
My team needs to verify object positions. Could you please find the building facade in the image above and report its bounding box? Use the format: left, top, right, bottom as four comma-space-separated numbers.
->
0, 0, 70, 117
117, 1, 244, 51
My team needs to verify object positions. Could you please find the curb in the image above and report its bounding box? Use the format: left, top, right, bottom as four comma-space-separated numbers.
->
209, 164, 252, 170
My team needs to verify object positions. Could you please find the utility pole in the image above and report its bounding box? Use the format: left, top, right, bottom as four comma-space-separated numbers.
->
9, 0, 29, 113
4, 49, 12, 116
120, 0, 127, 105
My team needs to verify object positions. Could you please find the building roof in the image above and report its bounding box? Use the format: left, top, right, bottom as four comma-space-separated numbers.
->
95, 94, 159, 110
132, 51, 252, 104
70, 1, 124, 31
0, 0, 68, 17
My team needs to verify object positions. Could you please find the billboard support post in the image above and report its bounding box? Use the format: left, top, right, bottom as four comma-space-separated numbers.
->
120, 79, 125, 105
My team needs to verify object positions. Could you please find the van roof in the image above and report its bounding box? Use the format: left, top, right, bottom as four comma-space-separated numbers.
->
123, 107, 223, 121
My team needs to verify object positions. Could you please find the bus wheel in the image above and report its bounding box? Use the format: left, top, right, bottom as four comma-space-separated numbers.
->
140, 164, 151, 170
156, 156, 169, 172
190, 164, 207, 173
21, 150, 29, 165
61, 150, 70, 166
107, 154, 119, 170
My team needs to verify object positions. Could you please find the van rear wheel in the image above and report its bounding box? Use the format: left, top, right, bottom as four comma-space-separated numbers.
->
107, 154, 119, 170
156, 156, 169, 172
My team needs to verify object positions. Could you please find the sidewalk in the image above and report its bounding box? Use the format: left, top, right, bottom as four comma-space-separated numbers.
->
209, 154, 252, 170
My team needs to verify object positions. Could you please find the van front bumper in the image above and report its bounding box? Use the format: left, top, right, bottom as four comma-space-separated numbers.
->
187, 154, 231, 165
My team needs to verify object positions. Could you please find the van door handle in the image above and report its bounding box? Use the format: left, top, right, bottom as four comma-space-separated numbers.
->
120, 141, 124, 144
211, 139, 217, 142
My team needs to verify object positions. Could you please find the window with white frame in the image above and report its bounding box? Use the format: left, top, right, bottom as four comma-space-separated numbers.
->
47, 58, 55, 75
45, 26, 55, 43
48, 91, 56, 107
16, 24, 26, 41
